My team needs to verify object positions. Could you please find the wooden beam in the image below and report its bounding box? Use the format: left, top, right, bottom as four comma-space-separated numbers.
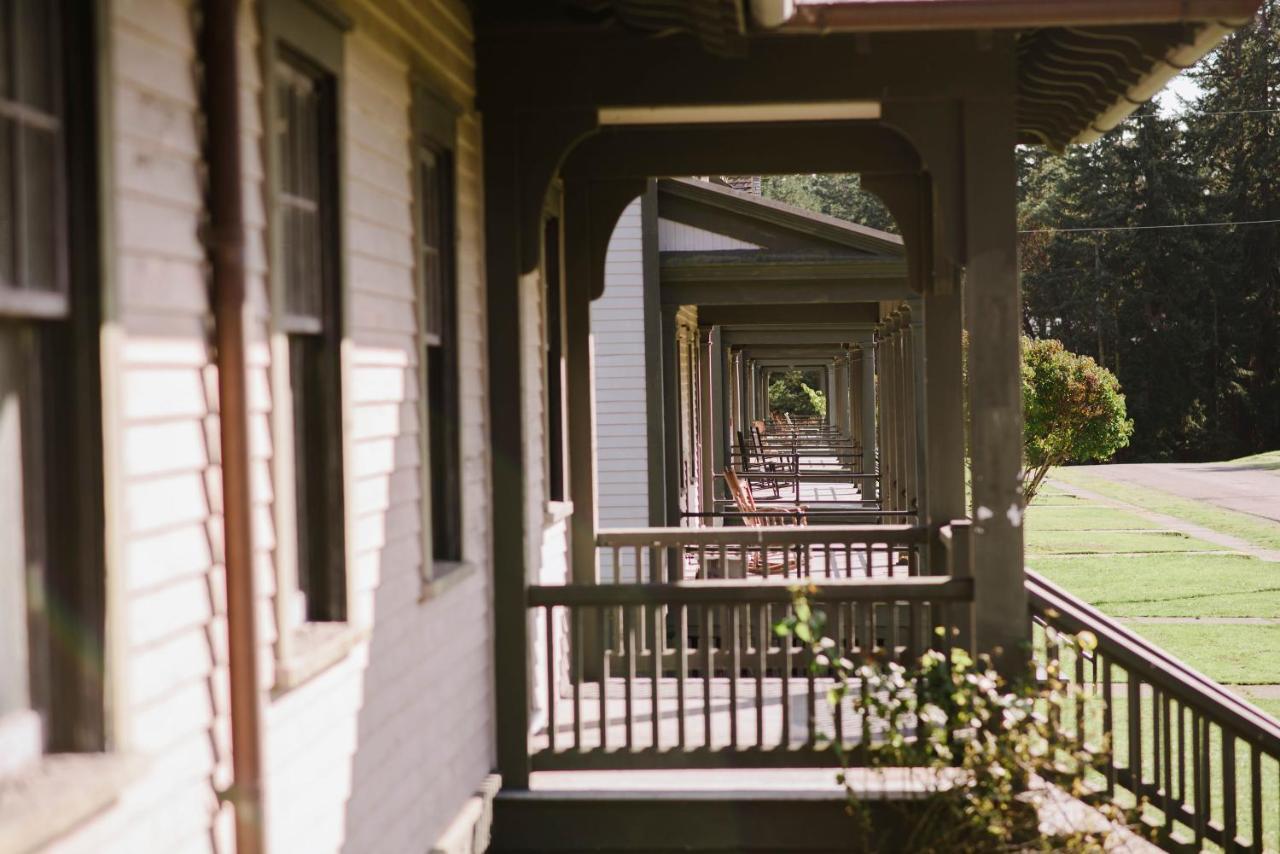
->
697, 303, 879, 326
662, 278, 913, 306
641, 181, 667, 527
562, 123, 920, 180
661, 252, 907, 282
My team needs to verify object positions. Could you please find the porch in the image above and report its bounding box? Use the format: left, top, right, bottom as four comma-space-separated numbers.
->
475, 1, 1271, 850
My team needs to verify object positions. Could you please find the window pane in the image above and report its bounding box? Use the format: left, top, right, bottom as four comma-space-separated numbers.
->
419, 149, 443, 339
276, 56, 326, 324
0, 118, 14, 288
14, 0, 56, 113
19, 124, 57, 293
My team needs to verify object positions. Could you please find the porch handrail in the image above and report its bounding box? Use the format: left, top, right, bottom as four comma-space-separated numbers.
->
597, 524, 929, 548
1027, 570, 1280, 753
1027, 569, 1280, 849
530, 575, 973, 608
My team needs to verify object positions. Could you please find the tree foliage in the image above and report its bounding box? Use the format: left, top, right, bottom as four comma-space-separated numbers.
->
1021, 337, 1134, 502
1019, 0, 1280, 461
760, 173, 898, 234
768, 369, 827, 419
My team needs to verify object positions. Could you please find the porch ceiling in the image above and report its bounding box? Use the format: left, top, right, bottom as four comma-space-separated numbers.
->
535, 0, 1261, 151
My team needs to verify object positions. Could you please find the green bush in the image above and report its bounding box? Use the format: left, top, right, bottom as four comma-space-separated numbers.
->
776, 588, 1148, 851
1022, 337, 1133, 504
768, 369, 827, 420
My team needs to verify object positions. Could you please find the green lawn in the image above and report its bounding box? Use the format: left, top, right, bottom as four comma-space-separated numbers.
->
1027, 528, 1223, 555
1024, 505, 1157, 531
1111, 622, 1280, 685
1051, 467, 1280, 551
1230, 449, 1280, 471
1028, 553, 1280, 618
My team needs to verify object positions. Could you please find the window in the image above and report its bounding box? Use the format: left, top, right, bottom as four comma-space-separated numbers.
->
273, 46, 346, 622
0, 0, 106, 769
415, 85, 462, 567
543, 208, 567, 503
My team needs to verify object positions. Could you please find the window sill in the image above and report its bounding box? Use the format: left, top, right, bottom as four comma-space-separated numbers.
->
273, 622, 369, 697
0, 753, 144, 854
545, 500, 574, 526
419, 559, 477, 603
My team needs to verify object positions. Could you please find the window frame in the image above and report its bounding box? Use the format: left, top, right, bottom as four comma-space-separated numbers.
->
412, 79, 466, 594
542, 186, 569, 510
262, 0, 356, 682
0, 0, 107, 772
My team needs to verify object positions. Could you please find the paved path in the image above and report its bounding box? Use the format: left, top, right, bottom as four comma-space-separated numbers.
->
1071, 460, 1280, 524
1045, 476, 1280, 562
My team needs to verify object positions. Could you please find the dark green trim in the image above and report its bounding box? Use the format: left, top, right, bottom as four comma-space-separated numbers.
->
661, 251, 906, 282
640, 180, 667, 527
661, 278, 913, 306
263, 0, 345, 74
659, 177, 905, 255
696, 303, 877, 326
413, 81, 460, 150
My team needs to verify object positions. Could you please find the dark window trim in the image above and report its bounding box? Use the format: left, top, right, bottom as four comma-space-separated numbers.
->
263, 0, 349, 626
0, 0, 107, 756
412, 78, 463, 571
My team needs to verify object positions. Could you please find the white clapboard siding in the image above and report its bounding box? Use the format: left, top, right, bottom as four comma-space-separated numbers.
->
591, 199, 649, 538
53, 2, 495, 853
658, 217, 759, 251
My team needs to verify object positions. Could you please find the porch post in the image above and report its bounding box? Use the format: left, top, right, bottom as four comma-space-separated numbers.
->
563, 182, 598, 586
922, 281, 967, 573
963, 84, 1028, 668
710, 328, 726, 510
698, 327, 716, 515
861, 340, 877, 490
660, 303, 682, 525
483, 115, 531, 790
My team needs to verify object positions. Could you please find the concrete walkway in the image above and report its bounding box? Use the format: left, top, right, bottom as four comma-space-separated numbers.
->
1048, 475, 1280, 562
1071, 460, 1280, 524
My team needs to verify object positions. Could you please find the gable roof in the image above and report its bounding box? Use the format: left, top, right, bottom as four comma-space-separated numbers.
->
658, 177, 904, 257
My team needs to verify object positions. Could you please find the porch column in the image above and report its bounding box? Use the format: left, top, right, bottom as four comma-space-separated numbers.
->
963, 91, 1027, 667
660, 303, 681, 525
922, 281, 967, 573
698, 327, 716, 515
710, 328, 726, 510
861, 340, 877, 489
563, 182, 598, 586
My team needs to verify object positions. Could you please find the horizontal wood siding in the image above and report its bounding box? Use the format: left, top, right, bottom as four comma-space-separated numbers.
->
658, 217, 759, 251
52, 1, 494, 852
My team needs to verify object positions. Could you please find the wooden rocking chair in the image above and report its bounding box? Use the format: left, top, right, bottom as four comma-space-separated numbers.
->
722, 467, 809, 577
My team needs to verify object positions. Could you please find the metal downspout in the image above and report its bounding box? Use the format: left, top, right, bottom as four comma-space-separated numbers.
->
202, 1, 265, 852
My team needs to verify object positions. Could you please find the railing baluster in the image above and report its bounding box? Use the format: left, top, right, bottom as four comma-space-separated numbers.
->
599, 606, 609, 751
756, 603, 766, 748
677, 603, 687, 751
702, 603, 713, 750
626, 605, 637, 751
1128, 677, 1142, 795
1103, 657, 1116, 798
573, 606, 583, 752
1162, 691, 1174, 841
1193, 712, 1206, 848
1249, 744, 1262, 854
651, 603, 663, 751
1224, 731, 1238, 852
782, 610, 791, 751
546, 606, 557, 752
730, 604, 741, 750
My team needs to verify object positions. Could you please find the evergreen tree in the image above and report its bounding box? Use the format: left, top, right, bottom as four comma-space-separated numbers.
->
760, 173, 898, 233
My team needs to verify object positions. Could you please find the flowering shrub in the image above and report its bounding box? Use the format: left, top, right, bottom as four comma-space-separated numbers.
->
775, 589, 1147, 851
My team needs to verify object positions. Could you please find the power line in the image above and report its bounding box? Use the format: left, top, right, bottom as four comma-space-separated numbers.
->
1020, 217, 1280, 235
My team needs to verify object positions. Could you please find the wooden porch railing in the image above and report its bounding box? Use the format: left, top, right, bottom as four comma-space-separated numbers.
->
1028, 571, 1280, 852
529, 575, 974, 770
596, 524, 930, 583
527, 522, 975, 772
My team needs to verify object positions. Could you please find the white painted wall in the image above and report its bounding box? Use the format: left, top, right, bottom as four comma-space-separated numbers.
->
48, 2, 496, 853
591, 199, 649, 532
